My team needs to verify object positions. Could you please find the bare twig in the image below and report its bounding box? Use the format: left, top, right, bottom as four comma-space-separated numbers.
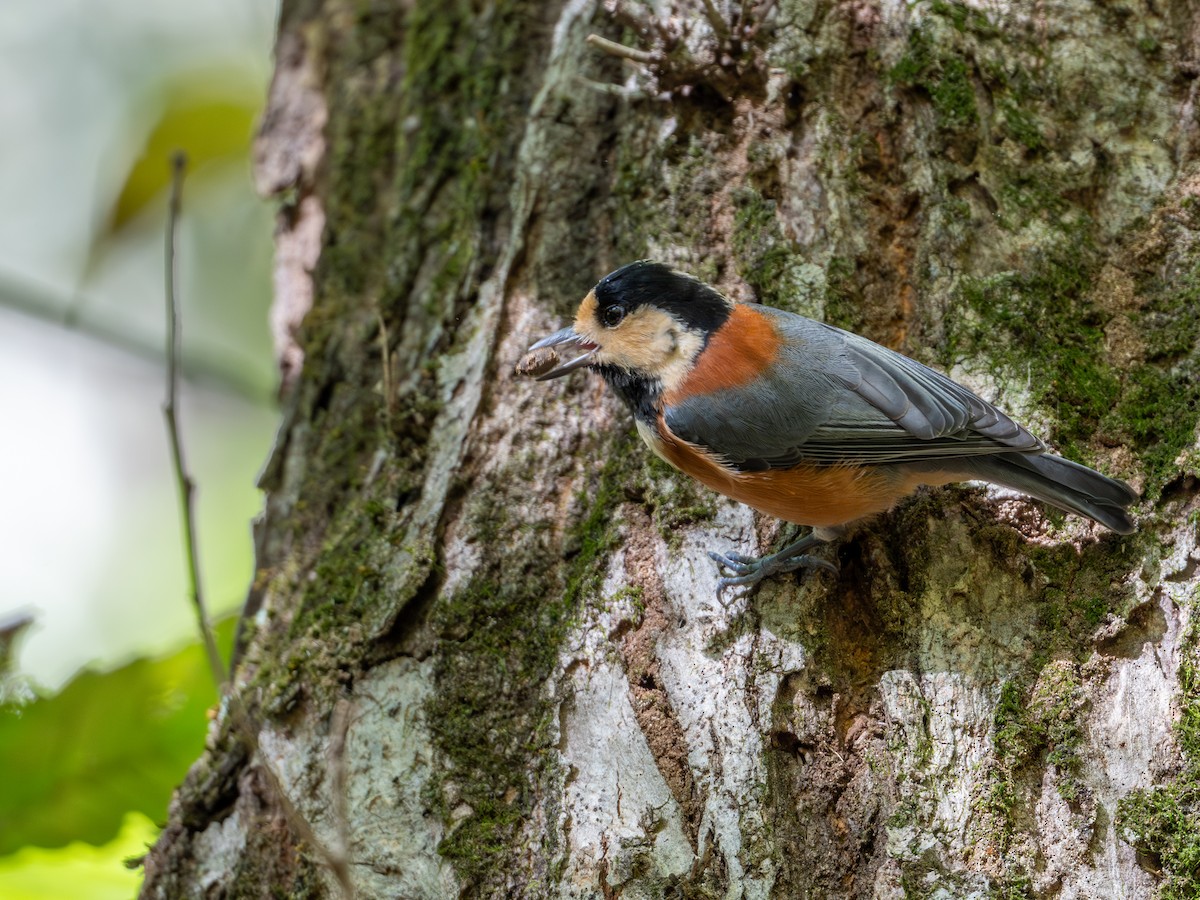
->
328, 699, 354, 890
163, 152, 225, 690
0, 612, 33, 670
0, 269, 272, 404
376, 308, 394, 429
162, 153, 353, 898
744, 0, 778, 40
235, 702, 355, 899
586, 33, 654, 64
574, 75, 651, 99
700, 0, 731, 42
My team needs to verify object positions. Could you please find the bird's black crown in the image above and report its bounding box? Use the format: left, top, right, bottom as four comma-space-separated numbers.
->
593, 261, 732, 334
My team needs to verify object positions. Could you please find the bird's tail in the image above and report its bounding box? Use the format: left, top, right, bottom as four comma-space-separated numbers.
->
953, 452, 1138, 534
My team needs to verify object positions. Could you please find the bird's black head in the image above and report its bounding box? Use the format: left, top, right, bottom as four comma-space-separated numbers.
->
591, 261, 733, 337
524, 261, 734, 402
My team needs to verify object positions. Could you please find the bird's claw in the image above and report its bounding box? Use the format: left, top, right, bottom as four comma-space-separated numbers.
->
708, 547, 838, 594
706, 549, 756, 574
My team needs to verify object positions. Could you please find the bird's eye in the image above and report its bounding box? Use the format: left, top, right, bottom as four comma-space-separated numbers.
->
601, 305, 626, 328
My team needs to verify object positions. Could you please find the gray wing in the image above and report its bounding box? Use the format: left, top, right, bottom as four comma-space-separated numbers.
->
664, 307, 1044, 471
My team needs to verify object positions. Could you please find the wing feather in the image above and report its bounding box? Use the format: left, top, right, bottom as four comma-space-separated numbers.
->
664, 308, 1044, 471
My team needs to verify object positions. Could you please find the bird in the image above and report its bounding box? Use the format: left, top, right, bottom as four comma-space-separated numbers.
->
524, 260, 1137, 589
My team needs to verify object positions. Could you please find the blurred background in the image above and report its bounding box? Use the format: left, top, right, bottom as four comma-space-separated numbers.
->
0, 0, 280, 895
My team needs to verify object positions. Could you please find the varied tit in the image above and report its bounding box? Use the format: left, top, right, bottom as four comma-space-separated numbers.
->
525, 261, 1137, 589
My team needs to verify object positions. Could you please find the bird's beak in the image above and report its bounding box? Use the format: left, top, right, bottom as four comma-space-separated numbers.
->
527, 327, 599, 381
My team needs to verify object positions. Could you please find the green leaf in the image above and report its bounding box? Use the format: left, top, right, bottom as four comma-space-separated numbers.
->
0, 622, 232, 854
105, 68, 263, 233
0, 811, 156, 899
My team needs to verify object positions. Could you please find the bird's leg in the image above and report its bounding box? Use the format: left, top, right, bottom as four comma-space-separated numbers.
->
708, 527, 838, 591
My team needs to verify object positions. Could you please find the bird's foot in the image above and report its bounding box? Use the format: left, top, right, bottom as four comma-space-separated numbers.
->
708, 531, 838, 593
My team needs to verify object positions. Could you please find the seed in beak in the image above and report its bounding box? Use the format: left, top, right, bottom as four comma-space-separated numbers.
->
515, 346, 561, 378
520, 327, 599, 380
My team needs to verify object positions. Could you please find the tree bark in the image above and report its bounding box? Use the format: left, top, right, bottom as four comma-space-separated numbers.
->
142, 1, 1200, 897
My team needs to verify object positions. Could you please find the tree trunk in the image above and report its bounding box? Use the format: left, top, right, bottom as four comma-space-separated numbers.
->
141, 1, 1200, 897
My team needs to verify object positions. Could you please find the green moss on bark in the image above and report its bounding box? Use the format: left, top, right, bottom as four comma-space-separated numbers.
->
1117, 598, 1200, 899
1104, 247, 1200, 496
888, 7, 982, 133
992, 662, 1088, 808
426, 434, 629, 889
630, 453, 717, 544
732, 190, 794, 301
949, 187, 1200, 500
950, 232, 1118, 459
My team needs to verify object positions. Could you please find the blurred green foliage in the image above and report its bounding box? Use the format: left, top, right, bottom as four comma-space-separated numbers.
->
0, 0, 278, 895
0, 812, 157, 899
0, 619, 234, 855
106, 72, 262, 233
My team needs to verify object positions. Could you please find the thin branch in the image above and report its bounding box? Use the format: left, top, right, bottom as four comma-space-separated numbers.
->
376, 307, 394, 430
0, 269, 274, 405
231, 701, 355, 899
745, 0, 778, 40
586, 33, 654, 64
700, 0, 731, 42
328, 699, 354, 892
161, 153, 353, 898
573, 75, 651, 99
163, 152, 226, 690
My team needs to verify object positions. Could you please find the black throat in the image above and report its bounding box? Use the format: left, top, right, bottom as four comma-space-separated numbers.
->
595, 365, 661, 427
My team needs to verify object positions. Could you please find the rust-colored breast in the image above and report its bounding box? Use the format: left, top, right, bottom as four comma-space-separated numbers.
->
650, 413, 917, 528
665, 303, 783, 405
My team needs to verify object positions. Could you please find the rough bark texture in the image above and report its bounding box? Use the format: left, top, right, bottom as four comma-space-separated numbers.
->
142, 1, 1200, 898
